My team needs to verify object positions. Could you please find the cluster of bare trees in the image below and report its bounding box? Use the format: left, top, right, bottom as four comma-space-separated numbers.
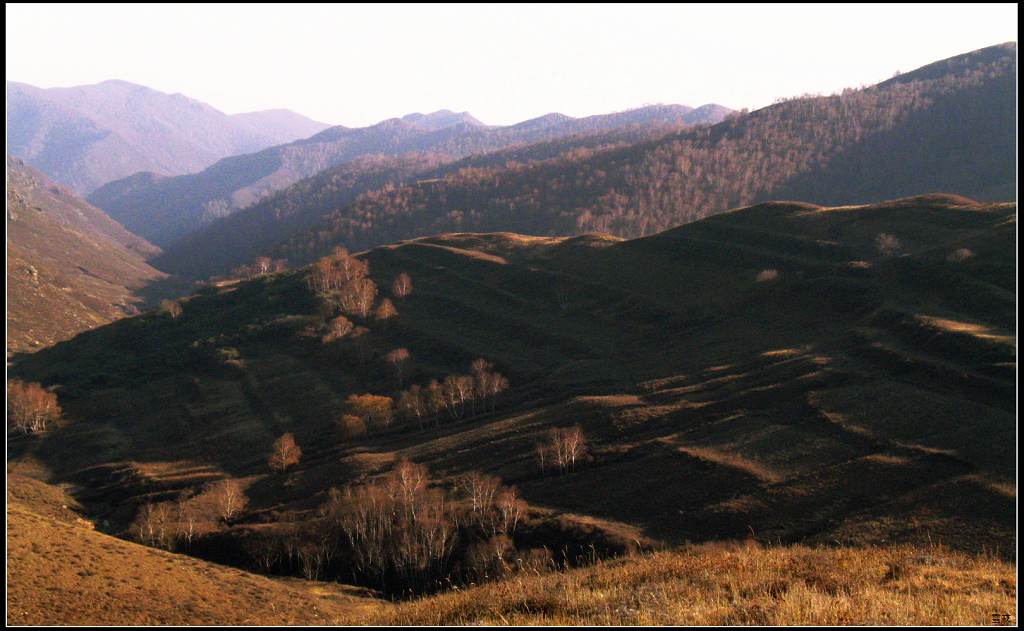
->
339, 394, 395, 437
395, 359, 510, 429
318, 459, 528, 591
338, 359, 510, 438
308, 251, 414, 336
7, 379, 61, 434
323, 460, 457, 587
535, 426, 589, 475
307, 247, 378, 319
231, 256, 288, 280
131, 478, 249, 550
268, 433, 303, 473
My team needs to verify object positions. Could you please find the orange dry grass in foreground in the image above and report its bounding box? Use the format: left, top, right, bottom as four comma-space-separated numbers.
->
6, 508, 382, 625
357, 541, 1016, 626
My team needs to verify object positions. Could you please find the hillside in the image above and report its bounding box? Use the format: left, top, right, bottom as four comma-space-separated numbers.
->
249, 43, 1015, 271
9, 195, 1015, 607
6, 79, 326, 193
6, 156, 166, 355
362, 542, 1015, 625
87, 103, 731, 247
6, 474, 379, 625
152, 126, 680, 280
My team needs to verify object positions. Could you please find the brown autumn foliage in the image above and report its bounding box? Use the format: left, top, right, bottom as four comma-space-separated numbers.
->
268, 432, 303, 473
159, 298, 183, 319
7, 379, 61, 434
344, 394, 394, 432
374, 298, 398, 324
322, 314, 354, 343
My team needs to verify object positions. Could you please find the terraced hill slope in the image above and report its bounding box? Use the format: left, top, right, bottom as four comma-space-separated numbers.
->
8, 195, 1015, 609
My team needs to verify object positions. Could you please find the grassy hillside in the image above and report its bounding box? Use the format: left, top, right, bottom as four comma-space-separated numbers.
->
6, 474, 380, 625
6, 156, 166, 355
8, 195, 1015, 611
362, 541, 1015, 625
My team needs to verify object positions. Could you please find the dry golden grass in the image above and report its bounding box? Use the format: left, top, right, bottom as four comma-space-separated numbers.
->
358, 541, 1015, 626
914, 315, 1015, 345
6, 506, 383, 625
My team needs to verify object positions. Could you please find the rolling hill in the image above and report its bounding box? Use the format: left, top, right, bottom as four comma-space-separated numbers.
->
86, 104, 731, 247
6, 156, 166, 355
6, 79, 329, 193
9, 194, 1015, 606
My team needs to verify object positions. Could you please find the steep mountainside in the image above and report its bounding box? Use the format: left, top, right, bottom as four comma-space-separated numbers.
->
87, 104, 730, 246
6, 156, 165, 355
6, 80, 324, 193
247, 43, 1015, 270
10, 195, 1015, 599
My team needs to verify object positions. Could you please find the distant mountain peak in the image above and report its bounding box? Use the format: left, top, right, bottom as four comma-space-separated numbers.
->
401, 110, 487, 131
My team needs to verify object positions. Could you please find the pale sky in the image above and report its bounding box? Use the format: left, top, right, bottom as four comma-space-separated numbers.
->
6, 3, 1018, 127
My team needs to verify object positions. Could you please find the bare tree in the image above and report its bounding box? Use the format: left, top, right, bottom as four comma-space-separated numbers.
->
392, 272, 413, 300
268, 432, 303, 473
397, 385, 427, 429
175, 493, 197, 548
339, 278, 379, 319
458, 471, 501, 519
537, 426, 589, 475
322, 315, 354, 343
384, 348, 412, 387
7, 379, 61, 434
132, 502, 174, 549
211, 479, 247, 522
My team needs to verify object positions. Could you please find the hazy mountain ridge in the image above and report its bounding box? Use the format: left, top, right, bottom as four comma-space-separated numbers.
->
6, 79, 329, 193
87, 103, 732, 246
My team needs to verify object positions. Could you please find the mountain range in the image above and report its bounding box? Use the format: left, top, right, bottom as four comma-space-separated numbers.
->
7, 79, 331, 193
152, 43, 1016, 280
86, 103, 733, 246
